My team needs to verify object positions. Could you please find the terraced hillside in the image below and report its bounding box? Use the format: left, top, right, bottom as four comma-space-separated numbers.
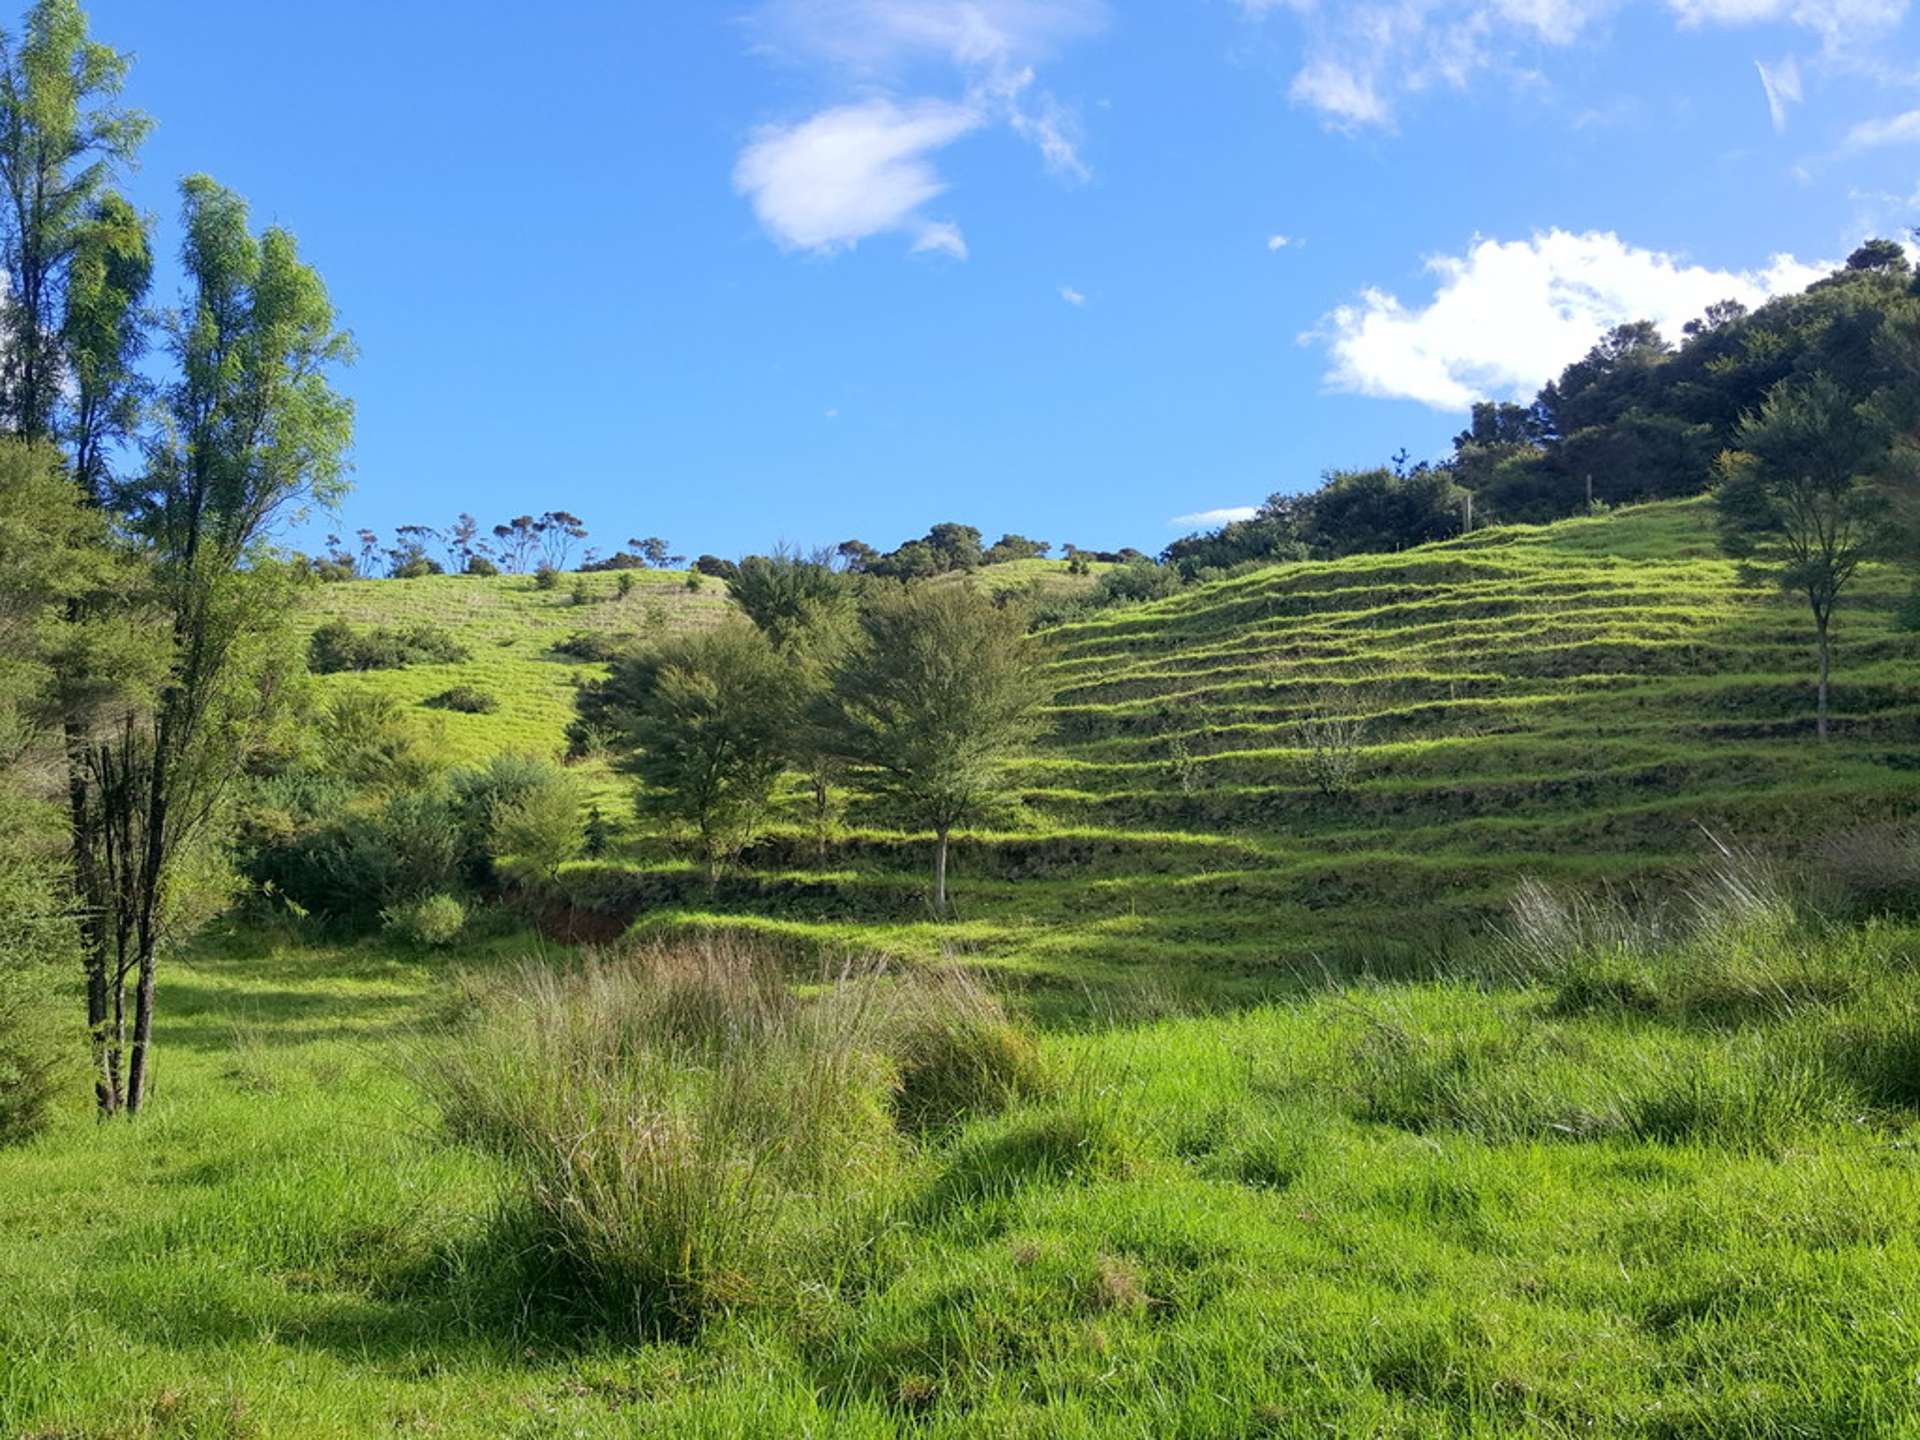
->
307, 501, 1920, 992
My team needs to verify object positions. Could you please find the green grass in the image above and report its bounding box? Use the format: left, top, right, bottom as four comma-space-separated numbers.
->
8, 507, 1918, 1433
8, 911, 1920, 1436
299, 500, 1920, 992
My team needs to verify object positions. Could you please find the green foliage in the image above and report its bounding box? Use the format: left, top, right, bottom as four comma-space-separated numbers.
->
589, 622, 800, 878
1715, 372, 1900, 736
726, 546, 855, 651
1094, 558, 1181, 605
382, 892, 466, 949
421, 685, 497, 715
490, 770, 583, 892
307, 617, 468, 673
0, 0, 151, 447
532, 564, 558, 591
827, 583, 1053, 911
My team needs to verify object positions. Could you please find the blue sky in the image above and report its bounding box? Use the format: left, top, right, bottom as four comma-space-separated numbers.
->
87, 0, 1920, 561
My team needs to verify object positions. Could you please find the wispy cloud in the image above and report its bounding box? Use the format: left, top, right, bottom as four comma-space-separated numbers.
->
1755, 55, 1801, 133
1847, 107, 1920, 147
1059, 284, 1086, 305
1308, 229, 1830, 411
1267, 233, 1296, 251
738, 1, 1107, 256
1170, 506, 1259, 528
1236, 0, 1909, 129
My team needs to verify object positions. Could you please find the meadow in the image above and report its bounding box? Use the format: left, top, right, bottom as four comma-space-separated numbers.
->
5, 499, 1920, 1437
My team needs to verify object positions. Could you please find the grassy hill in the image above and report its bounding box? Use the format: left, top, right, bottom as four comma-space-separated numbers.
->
305, 499, 1920, 994
8, 501, 1920, 1437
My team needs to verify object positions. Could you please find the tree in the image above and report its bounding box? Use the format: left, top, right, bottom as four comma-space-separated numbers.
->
388, 524, 441, 578
1715, 373, 1896, 740
586, 622, 799, 881
443, 512, 478, 573
984, 533, 1050, 564
1298, 467, 1467, 556
61, 191, 150, 498
535, 510, 586, 570
726, 547, 858, 861
826, 584, 1052, 917
0, 0, 149, 443
493, 515, 539, 572
66, 174, 352, 1113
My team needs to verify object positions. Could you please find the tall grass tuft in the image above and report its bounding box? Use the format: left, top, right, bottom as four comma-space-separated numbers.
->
418, 937, 1045, 1335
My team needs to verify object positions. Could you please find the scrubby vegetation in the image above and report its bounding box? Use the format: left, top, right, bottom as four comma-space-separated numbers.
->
2, 2, 1918, 1433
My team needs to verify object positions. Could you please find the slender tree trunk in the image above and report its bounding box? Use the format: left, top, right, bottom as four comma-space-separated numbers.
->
932, 825, 950, 919
124, 949, 156, 1113
1815, 612, 1831, 742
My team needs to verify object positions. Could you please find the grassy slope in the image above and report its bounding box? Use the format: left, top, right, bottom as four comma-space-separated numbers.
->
7, 506, 1920, 1435
308, 501, 1918, 995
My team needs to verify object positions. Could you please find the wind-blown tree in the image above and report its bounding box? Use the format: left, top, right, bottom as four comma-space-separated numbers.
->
1715, 373, 1896, 741
0, 0, 149, 445
536, 509, 586, 570
584, 622, 799, 881
443, 512, 478, 573
826, 584, 1052, 917
67, 174, 353, 1113
493, 514, 539, 572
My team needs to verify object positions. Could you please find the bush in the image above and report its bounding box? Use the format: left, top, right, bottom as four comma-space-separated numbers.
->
423, 686, 499, 715
1094, 559, 1181, 606
384, 892, 467, 948
307, 618, 469, 673
552, 630, 633, 663
465, 555, 499, 577
533, 565, 559, 591
449, 755, 574, 887
418, 939, 910, 1335
0, 978, 62, 1147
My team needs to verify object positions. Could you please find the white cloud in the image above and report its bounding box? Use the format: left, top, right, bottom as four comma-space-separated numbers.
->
1310, 229, 1830, 411
1059, 284, 1086, 305
1847, 107, 1920, 146
1171, 506, 1259, 528
1237, 0, 1908, 127
734, 99, 981, 253
740, 1, 1106, 255
1267, 233, 1295, 250
1756, 55, 1801, 132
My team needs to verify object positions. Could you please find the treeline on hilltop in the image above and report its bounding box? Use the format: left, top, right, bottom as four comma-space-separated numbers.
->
1165, 239, 1920, 578
309, 510, 1146, 584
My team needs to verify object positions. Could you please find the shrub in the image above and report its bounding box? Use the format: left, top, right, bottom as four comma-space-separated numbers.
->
465, 554, 499, 577
423, 686, 499, 715
570, 578, 592, 606
307, 619, 469, 673
0, 982, 62, 1147
1094, 559, 1181, 606
616, 572, 635, 599
449, 755, 574, 887
533, 565, 559, 591
418, 939, 909, 1335
552, 630, 633, 663
384, 892, 467, 948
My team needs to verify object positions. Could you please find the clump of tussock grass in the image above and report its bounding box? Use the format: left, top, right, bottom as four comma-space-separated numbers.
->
1493, 846, 1845, 1020
1813, 821, 1920, 916
417, 936, 1047, 1335
882, 965, 1053, 1133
